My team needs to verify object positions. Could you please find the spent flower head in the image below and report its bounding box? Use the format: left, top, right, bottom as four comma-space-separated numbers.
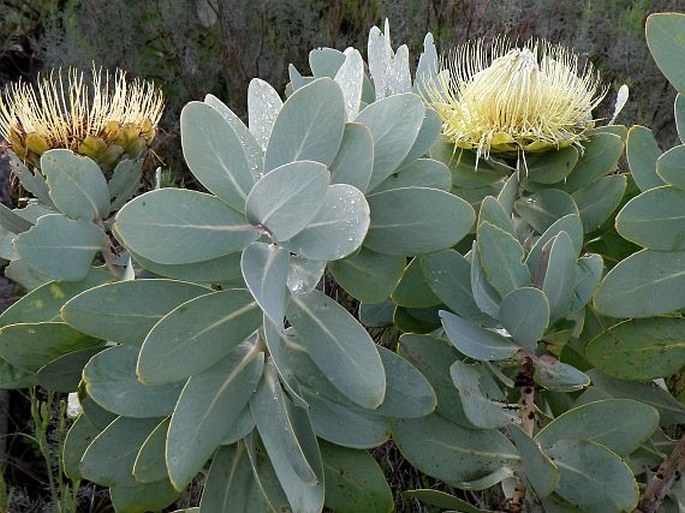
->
427, 37, 606, 160
0, 66, 164, 170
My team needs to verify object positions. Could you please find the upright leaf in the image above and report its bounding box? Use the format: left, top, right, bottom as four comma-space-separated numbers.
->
356, 94, 425, 190
245, 161, 329, 241
199, 443, 270, 513
329, 123, 373, 192
280, 184, 370, 261
477, 222, 530, 297
181, 101, 256, 212
499, 287, 549, 352
287, 290, 385, 409
250, 362, 324, 513
241, 242, 289, 326
167, 345, 264, 489
248, 78, 283, 152
42, 149, 110, 221
646, 13, 685, 92
626, 126, 665, 192
264, 78, 345, 171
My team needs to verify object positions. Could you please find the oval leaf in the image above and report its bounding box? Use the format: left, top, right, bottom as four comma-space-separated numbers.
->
616, 186, 685, 250
62, 279, 211, 345
280, 183, 370, 261
594, 249, 685, 317
585, 318, 685, 380
241, 242, 289, 326
115, 188, 259, 265
138, 289, 262, 384
181, 101, 255, 211
264, 77, 345, 171
365, 187, 475, 256
499, 287, 549, 352
626, 125, 666, 192
646, 13, 685, 92
42, 149, 110, 221
536, 399, 659, 457
439, 310, 519, 361
356, 93, 425, 190
14, 214, 105, 281
84, 345, 183, 418
245, 160, 329, 241
167, 345, 264, 490
287, 289, 385, 409
391, 414, 517, 486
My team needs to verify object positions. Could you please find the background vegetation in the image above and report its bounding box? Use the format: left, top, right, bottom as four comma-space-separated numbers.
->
0, 1, 683, 511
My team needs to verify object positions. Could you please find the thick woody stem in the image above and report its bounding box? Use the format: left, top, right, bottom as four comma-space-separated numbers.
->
505, 356, 536, 513
634, 433, 685, 513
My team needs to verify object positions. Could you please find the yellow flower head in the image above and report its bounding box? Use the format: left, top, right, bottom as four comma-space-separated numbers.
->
0, 67, 164, 169
428, 37, 606, 160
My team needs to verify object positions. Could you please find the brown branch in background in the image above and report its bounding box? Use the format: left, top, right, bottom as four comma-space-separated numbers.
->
505, 356, 536, 513
634, 433, 685, 513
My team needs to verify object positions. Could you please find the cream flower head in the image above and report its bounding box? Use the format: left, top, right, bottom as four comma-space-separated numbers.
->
428, 37, 606, 160
0, 67, 164, 169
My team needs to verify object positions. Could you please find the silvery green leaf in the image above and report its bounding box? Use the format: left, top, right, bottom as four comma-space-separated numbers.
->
245, 161, 330, 242
8, 152, 52, 206
181, 101, 256, 211
414, 32, 439, 97
281, 184, 370, 261
248, 78, 283, 152
204, 93, 264, 180
309, 47, 346, 77
367, 19, 411, 100
42, 149, 111, 221
167, 344, 264, 489
287, 255, 325, 297
107, 159, 143, 212
288, 64, 307, 93
450, 360, 516, 429
334, 48, 364, 120
329, 122, 373, 192
14, 214, 106, 281
241, 241, 289, 326
264, 78, 345, 172
439, 310, 519, 361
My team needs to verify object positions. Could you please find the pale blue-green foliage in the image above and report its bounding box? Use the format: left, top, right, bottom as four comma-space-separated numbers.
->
595, 13, 685, 319
0, 20, 476, 513
2, 15, 684, 513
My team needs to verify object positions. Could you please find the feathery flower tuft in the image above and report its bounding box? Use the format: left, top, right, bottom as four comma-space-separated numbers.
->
0, 67, 164, 169
427, 37, 606, 160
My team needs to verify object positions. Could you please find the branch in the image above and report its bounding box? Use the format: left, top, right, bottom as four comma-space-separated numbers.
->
634, 433, 685, 513
505, 356, 536, 513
